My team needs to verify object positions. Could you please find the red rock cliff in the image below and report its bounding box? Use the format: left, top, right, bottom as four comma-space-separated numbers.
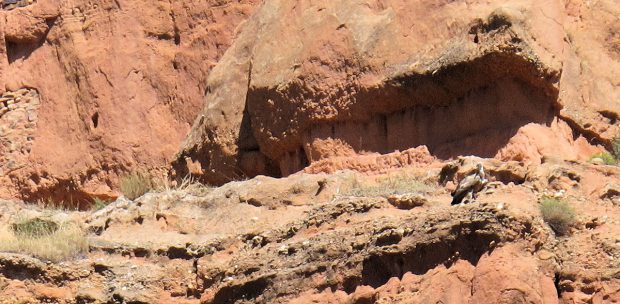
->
0, 0, 259, 205
174, 0, 619, 185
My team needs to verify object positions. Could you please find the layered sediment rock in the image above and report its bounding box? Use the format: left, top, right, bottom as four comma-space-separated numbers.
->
1, 161, 619, 303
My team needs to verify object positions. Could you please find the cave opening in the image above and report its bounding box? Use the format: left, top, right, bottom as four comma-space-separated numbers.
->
5, 38, 46, 64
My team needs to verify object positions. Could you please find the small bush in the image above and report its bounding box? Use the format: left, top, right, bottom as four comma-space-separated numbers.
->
589, 152, 617, 165
539, 197, 576, 236
120, 171, 154, 200
289, 183, 304, 194
92, 198, 109, 211
11, 218, 59, 238
342, 172, 435, 197
0, 219, 88, 261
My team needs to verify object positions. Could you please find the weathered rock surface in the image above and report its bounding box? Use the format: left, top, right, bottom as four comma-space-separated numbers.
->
0, 161, 619, 303
175, 0, 618, 186
2, 0, 620, 303
0, 0, 259, 204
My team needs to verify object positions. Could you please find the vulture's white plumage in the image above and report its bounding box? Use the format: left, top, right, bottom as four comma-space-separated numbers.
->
451, 163, 488, 205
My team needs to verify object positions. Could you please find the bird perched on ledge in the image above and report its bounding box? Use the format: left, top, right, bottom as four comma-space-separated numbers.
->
451, 163, 488, 205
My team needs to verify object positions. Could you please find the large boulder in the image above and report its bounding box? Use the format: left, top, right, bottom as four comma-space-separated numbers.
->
174, 0, 615, 185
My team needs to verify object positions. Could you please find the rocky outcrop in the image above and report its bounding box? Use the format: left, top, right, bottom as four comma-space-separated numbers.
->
0, 0, 260, 204
175, 0, 618, 185
1, 160, 619, 303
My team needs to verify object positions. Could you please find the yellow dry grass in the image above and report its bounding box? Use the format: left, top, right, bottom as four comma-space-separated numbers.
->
120, 171, 155, 200
0, 220, 88, 262
157, 175, 213, 197
342, 171, 436, 197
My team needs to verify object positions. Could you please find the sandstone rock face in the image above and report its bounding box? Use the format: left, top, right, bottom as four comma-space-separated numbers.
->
0, 0, 259, 204
3, 1, 620, 303
175, 0, 618, 185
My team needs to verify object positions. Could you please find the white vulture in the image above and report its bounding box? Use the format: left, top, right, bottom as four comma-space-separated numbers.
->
451, 163, 488, 205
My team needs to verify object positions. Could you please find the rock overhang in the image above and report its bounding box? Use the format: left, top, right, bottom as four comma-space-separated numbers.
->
173, 0, 611, 185
243, 12, 570, 176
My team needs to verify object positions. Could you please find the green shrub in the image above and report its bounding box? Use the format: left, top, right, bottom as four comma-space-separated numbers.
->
589, 152, 617, 165
539, 197, 576, 236
120, 171, 154, 200
589, 137, 620, 166
11, 218, 58, 238
92, 198, 109, 211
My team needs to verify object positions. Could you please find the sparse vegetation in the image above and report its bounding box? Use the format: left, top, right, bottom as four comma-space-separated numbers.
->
157, 175, 213, 197
36, 198, 82, 211
11, 218, 59, 238
539, 197, 576, 236
0, 218, 88, 261
120, 171, 155, 200
589, 137, 620, 165
92, 198, 110, 211
342, 172, 435, 198
589, 152, 617, 165
289, 183, 304, 194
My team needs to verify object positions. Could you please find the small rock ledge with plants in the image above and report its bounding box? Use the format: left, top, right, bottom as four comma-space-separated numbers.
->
0, 156, 619, 303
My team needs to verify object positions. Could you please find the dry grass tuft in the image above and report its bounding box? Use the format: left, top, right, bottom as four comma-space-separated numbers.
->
540, 197, 576, 236
157, 175, 213, 197
0, 218, 88, 262
342, 172, 436, 198
120, 171, 155, 200
35, 198, 83, 212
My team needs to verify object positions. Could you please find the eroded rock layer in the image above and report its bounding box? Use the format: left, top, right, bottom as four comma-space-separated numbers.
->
0, 159, 619, 303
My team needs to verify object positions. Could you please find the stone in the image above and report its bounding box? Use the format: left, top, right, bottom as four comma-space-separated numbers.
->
1, 1, 620, 303
386, 193, 428, 210
600, 184, 620, 200
471, 244, 558, 304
